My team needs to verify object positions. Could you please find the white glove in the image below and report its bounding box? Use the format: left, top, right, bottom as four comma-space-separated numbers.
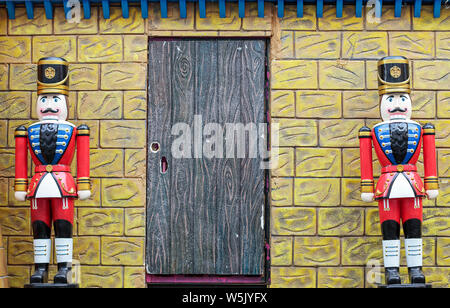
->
361, 193, 374, 202
78, 190, 91, 200
14, 191, 27, 202
426, 190, 439, 200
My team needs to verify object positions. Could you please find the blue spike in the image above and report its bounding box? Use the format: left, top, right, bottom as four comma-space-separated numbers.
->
141, 0, 148, 19
82, 0, 91, 19
375, 0, 382, 18
433, 0, 441, 18
277, 0, 284, 18
219, 0, 226, 18
394, 0, 402, 17
180, 0, 187, 18
258, 0, 264, 18
414, 0, 422, 17
43, 0, 53, 19
102, 0, 110, 19
199, 0, 206, 18
317, 0, 323, 18
121, 0, 129, 18
6, 1, 15, 19
297, 0, 303, 17
25, 1, 34, 19
238, 0, 245, 18
336, 0, 343, 18
160, 0, 168, 18
355, 0, 363, 18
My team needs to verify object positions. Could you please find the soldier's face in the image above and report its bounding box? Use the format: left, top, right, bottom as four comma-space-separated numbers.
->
380, 93, 412, 122
37, 94, 68, 121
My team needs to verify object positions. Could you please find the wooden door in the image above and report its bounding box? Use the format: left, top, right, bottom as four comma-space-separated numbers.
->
146, 39, 266, 277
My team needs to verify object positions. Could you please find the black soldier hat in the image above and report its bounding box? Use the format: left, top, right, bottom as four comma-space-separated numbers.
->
37, 57, 69, 96
377, 56, 410, 95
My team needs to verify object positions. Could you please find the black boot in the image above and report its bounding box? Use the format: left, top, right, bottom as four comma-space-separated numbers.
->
385, 267, 401, 285
409, 267, 425, 284
30, 263, 48, 284
54, 262, 71, 284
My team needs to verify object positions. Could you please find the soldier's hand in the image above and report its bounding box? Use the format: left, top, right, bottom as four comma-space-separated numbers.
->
14, 191, 27, 202
361, 193, 374, 202
78, 190, 91, 200
426, 190, 439, 200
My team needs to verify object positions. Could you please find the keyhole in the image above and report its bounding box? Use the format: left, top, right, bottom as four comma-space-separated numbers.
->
160, 156, 168, 174
151, 142, 160, 153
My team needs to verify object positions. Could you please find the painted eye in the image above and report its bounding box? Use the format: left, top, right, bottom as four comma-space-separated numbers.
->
40, 98, 46, 103
402, 97, 405, 102
388, 98, 393, 102
53, 97, 60, 103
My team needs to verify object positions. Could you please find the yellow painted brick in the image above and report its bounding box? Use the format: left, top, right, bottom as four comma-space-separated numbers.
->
410, 91, 436, 119
435, 121, 450, 148
279, 31, 294, 59
422, 267, 450, 288
149, 3, 195, 31
279, 5, 316, 30
318, 267, 364, 288
413, 60, 450, 90
389, 32, 435, 59
32, 36, 77, 63
100, 120, 146, 148
80, 266, 123, 288
343, 91, 379, 118
296, 91, 341, 118
78, 35, 123, 62
7, 120, 34, 147
272, 119, 317, 147
271, 178, 293, 207
270, 267, 316, 288
295, 32, 341, 59
72, 119, 99, 148
242, 2, 272, 30
365, 208, 381, 236
6, 265, 30, 288
54, 7, 98, 34
0, 64, 7, 90
0, 121, 6, 149
319, 119, 363, 147
102, 237, 144, 265
0, 208, 30, 236
341, 178, 373, 206
272, 60, 317, 89
437, 91, 450, 119
100, 6, 144, 34
294, 178, 340, 206
318, 208, 364, 236
366, 60, 378, 90
294, 237, 340, 266
0, 9, 6, 35
101, 63, 147, 90
78, 208, 124, 236
8, 236, 34, 265
0, 277, 7, 288
70, 64, 99, 90
342, 32, 387, 59
413, 5, 450, 30
77, 91, 122, 119
295, 148, 341, 177
0, 178, 8, 206
124, 266, 146, 288
172, 30, 219, 37
196, 3, 241, 30
271, 90, 295, 117
436, 32, 450, 59
75, 178, 101, 207
90, 149, 124, 177
8, 7, 52, 35
125, 208, 145, 236
0, 92, 31, 119
73, 237, 100, 265
318, 5, 364, 30
102, 178, 145, 207
437, 238, 450, 266
271, 236, 292, 266
124, 91, 147, 120
365, 5, 411, 31
271, 207, 316, 235
437, 178, 449, 207
0, 149, 15, 177
32, 91, 76, 120
124, 35, 148, 62
218, 30, 270, 37
342, 237, 382, 265
9, 64, 36, 90
423, 208, 450, 236
319, 60, 365, 89
0, 36, 31, 63
124, 149, 145, 178
272, 147, 294, 177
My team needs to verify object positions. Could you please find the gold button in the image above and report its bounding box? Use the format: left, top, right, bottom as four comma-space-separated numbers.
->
46, 165, 53, 172
397, 165, 404, 172
380, 136, 383, 140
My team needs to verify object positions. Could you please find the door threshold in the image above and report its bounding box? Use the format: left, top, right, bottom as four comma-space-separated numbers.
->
146, 274, 266, 286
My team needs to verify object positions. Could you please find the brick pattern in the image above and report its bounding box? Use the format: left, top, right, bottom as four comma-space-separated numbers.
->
0, 3, 448, 288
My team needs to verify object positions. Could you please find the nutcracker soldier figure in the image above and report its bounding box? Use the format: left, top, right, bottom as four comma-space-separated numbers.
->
359, 56, 439, 286
14, 57, 91, 285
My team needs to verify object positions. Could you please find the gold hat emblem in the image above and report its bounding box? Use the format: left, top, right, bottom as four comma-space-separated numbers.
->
45, 67, 56, 79
390, 66, 401, 78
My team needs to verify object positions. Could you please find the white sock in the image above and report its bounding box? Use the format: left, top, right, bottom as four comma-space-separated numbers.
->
55, 238, 73, 264
405, 238, 423, 268
382, 240, 400, 268
34, 239, 51, 264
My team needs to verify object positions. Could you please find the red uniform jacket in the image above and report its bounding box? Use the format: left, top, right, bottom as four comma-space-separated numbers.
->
359, 120, 438, 200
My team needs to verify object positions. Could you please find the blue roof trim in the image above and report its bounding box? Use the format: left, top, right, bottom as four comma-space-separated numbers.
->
0, 0, 444, 20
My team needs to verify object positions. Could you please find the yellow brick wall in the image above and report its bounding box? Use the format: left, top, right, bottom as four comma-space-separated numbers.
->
0, 3, 448, 288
